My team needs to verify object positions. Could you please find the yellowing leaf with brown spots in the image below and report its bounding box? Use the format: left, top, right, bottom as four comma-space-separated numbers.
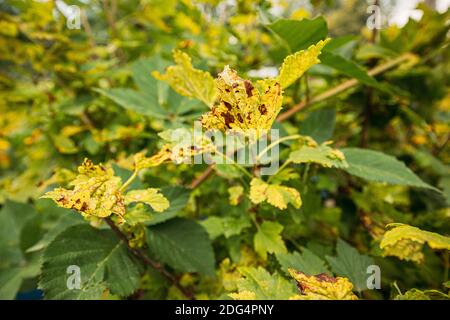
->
278, 39, 330, 89
289, 269, 358, 300
201, 66, 282, 137
380, 223, 450, 263
42, 159, 125, 221
152, 50, 216, 106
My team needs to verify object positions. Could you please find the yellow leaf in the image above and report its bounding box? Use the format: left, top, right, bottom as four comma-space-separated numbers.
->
125, 188, 170, 213
152, 50, 216, 106
380, 223, 450, 263
201, 66, 282, 137
278, 39, 330, 89
249, 178, 301, 210
289, 269, 358, 300
42, 159, 125, 221
228, 186, 244, 206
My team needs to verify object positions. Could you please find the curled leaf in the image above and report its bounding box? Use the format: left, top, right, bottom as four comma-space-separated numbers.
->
380, 223, 450, 263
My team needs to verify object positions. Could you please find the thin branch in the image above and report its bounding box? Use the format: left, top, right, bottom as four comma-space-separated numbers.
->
104, 218, 195, 300
276, 53, 411, 122
80, 9, 95, 48
187, 165, 214, 189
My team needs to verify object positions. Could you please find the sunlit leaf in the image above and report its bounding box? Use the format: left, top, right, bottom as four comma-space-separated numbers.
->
229, 267, 297, 300
277, 39, 330, 89
125, 188, 170, 213
42, 159, 125, 221
254, 221, 287, 260
380, 223, 450, 263
289, 269, 358, 300
152, 50, 216, 106
289, 143, 348, 169
201, 66, 282, 137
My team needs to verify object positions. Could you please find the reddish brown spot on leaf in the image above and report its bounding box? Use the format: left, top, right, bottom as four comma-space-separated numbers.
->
244, 80, 254, 97
258, 104, 267, 115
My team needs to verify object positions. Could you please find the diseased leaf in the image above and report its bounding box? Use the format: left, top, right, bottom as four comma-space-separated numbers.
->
341, 148, 439, 191
254, 221, 287, 260
229, 267, 297, 300
277, 39, 330, 89
152, 50, 216, 106
40, 224, 140, 299
395, 288, 449, 300
201, 67, 282, 137
380, 223, 450, 263
42, 159, 126, 222
289, 269, 358, 300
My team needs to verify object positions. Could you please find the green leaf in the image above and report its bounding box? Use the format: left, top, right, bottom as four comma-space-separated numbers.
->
146, 218, 215, 275
254, 221, 287, 260
289, 144, 348, 168
131, 56, 168, 104
325, 239, 374, 292
341, 148, 438, 191
320, 51, 381, 88
0, 200, 39, 299
27, 211, 84, 253
95, 88, 167, 119
276, 248, 330, 275
229, 267, 297, 300
40, 224, 140, 299
0, 200, 37, 268
300, 108, 336, 144
201, 216, 251, 240
125, 188, 170, 213
124, 186, 190, 226
268, 17, 328, 52
147, 186, 190, 226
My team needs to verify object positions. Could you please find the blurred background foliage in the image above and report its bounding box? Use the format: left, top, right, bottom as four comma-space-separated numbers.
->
0, 0, 449, 300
